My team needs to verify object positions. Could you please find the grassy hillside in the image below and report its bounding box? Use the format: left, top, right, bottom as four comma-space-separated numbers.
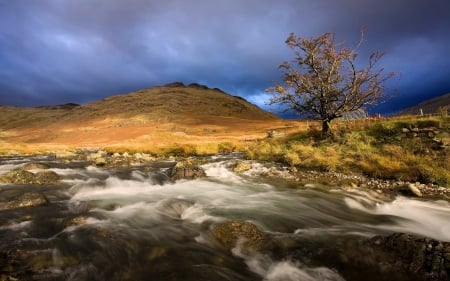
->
245, 116, 450, 186
0, 83, 300, 154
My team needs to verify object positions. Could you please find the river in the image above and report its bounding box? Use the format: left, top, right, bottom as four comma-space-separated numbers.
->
0, 154, 449, 281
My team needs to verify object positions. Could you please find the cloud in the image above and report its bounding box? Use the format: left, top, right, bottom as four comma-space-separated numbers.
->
0, 0, 449, 113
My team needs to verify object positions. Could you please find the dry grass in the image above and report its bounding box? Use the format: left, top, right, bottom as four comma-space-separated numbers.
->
0, 83, 298, 156
245, 116, 450, 187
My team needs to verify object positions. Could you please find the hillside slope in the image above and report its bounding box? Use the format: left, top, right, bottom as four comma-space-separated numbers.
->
0, 82, 277, 129
0, 83, 298, 154
68, 82, 277, 122
400, 93, 450, 115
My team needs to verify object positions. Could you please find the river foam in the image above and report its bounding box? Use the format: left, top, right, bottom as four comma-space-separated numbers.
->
3, 156, 449, 280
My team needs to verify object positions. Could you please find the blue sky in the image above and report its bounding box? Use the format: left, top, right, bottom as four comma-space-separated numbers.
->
1, 0, 449, 115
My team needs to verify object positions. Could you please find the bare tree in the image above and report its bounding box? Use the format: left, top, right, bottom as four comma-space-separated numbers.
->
267, 31, 395, 136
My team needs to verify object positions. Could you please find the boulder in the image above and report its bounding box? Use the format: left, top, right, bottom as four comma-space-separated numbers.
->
168, 160, 206, 181
1, 192, 49, 210
34, 171, 61, 184
368, 233, 449, 281
0, 169, 35, 184
211, 220, 272, 253
335, 233, 450, 281
0, 169, 61, 185
408, 183, 423, 197
233, 161, 252, 173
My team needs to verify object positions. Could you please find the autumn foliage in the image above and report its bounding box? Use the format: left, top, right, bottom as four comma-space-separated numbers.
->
268, 31, 395, 136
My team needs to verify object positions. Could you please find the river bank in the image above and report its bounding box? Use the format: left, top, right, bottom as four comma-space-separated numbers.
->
2, 149, 448, 200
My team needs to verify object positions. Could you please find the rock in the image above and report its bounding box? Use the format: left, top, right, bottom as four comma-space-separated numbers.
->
168, 160, 206, 181
233, 161, 252, 173
65, 216, 89, 227
0, 169, 35, 184
333, 233, 450, 281
0, 169, 61, 185
95, 157, 107, 166
22, 163, 50, 170
34, 171, 61, 184
408, 183, 423, 197
1, 192, 49, 210
367, 233, 450, 281
211, 220, 271, 253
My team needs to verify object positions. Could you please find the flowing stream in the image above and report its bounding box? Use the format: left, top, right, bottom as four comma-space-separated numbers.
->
0, 155, 449, 281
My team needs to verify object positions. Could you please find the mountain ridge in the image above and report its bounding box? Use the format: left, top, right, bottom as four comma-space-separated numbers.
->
400, 92, 450, 115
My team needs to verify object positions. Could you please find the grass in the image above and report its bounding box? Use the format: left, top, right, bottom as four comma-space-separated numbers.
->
1, 83, 448, 187
244, 116, 450, 187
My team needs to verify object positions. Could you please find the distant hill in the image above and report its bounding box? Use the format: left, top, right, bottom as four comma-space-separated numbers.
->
0, 83, 291, 149
400, 93, 450, 115
0, 82, 278, 130
71, 82, 278, 122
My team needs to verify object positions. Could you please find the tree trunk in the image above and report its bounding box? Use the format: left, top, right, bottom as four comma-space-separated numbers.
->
321, 120, 331, 137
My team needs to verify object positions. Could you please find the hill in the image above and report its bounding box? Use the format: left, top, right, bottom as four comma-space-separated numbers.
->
0, 83, 300, 154
400, 92, 450, 115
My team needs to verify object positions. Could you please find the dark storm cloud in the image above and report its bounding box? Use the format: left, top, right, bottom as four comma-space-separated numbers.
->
0, 0, 449, 113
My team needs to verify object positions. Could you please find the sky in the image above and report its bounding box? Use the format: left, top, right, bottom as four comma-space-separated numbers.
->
1, 0, 450, 115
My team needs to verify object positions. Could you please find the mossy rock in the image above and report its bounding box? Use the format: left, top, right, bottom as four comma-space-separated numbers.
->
2, 192, 49, 210
0, 169, 35, 184
168, 160, 206, 181
233, 161, 252, 173
0, 169, 61, 185
211, 220, 273, 253
34, 171, 61, 184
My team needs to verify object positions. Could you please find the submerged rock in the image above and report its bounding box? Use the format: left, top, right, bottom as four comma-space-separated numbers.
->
1, 192, 49, 210
0, 169, 61, 185
211, 220, 272, 253
65, 216, 89, 227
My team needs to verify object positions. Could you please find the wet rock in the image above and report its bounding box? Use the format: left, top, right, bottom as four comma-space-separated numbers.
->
65, 216, 89, 227
335, 233, 450, 281
34, 171, 61, 184
368, 233, 449, 280
22, 163, 50, 170
233, 161, 252, 173
1, 192, 49, 210
211, 220, 272, 253
0, 169, 35, 184
168, 160, 206, 181
0, 169, 61, 185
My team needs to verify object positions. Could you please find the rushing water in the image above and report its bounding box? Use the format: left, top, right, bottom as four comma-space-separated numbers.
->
0, 155, 449, 281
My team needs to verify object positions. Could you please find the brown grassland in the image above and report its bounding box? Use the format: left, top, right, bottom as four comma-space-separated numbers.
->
0, 83, 301, 155
1, 84, 449, 187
